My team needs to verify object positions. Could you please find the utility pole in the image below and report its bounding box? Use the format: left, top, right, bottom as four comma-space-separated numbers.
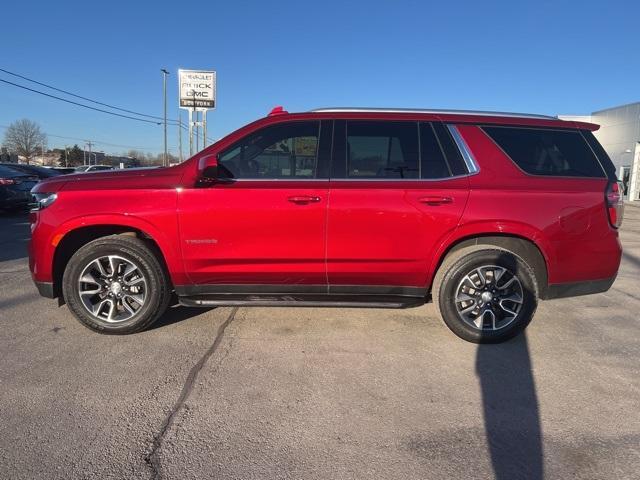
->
64, 145, 69, 167
161, 69, 169, 167
86, 141, 93, 165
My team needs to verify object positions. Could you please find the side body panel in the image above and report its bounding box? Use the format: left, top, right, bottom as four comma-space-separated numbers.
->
436, 125, 622, 287
326, 178, 469, 287
177, 180, 328, 285
29, 169, 185, 286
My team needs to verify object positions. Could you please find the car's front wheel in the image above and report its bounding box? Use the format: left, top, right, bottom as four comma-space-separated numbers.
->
432, 246, 538, 343
62, 235, 170, 334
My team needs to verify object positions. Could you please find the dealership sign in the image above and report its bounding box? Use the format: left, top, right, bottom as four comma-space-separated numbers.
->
179, 69, 216, 110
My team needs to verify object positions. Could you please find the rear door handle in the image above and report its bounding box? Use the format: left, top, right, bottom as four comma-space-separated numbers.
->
418, 196, 453, 206
288, 195, 321, 204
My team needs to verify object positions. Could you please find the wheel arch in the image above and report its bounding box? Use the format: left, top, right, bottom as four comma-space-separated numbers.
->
431, 234, 549, 298
52, 224, 172, 300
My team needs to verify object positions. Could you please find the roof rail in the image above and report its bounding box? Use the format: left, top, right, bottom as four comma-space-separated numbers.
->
310, 107, 557, 120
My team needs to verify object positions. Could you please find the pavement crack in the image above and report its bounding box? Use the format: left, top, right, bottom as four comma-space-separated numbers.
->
144, 307, 239, 480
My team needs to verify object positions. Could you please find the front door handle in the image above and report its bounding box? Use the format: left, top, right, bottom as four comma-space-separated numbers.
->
418, 196, 453, 206
288, 195, 321, 204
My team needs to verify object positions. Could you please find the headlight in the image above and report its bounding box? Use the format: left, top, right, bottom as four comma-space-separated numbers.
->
30, 193, 58, 211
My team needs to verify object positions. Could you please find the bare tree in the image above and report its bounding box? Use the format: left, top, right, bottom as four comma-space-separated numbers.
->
2, 119, 47, 164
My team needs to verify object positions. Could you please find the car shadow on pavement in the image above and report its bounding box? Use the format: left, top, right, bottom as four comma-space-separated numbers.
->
622, 251, 640, 269
476, 333, 543, 480
149, 305, 216, 330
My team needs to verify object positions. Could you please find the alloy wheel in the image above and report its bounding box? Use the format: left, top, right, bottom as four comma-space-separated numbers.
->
77, 255, 147, 323
454, 265, 524, 331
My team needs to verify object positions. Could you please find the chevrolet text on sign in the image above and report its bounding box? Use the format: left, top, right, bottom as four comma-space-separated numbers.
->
179, 70, 216, 109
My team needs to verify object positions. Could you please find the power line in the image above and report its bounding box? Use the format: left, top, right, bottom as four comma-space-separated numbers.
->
0, 69, 216, 149
0, 78, 162, 125
0, 67, 166, 122
48, 133, 155, 150
0, 67, 189, 127
0, 124, 157, 151
0, 72, 211, 142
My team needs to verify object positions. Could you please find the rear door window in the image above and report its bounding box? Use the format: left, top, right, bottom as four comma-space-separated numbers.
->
345, 121, 419, 179
431, 123, 468, 176
483, 126, 606, 178
419, 123, 450, 179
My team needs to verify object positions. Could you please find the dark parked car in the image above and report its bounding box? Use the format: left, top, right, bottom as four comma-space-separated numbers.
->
0, 165, 39, 212
0, 163, 62, 180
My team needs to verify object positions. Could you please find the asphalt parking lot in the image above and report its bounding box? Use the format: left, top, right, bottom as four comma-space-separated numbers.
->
1, 206, 639, 480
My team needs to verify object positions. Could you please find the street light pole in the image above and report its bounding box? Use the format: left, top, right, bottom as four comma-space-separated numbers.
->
161, 69, 170, 167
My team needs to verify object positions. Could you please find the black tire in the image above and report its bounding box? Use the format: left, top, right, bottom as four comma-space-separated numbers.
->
432, 246, 538, 344
62, 235, 171, 334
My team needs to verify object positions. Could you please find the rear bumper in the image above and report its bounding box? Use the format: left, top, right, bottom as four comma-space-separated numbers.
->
542, 275, 616, 300
34, 281, 55, 298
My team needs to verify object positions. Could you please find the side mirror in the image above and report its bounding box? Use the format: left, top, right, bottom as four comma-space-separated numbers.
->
202, 165, 219, 180
197, 154, 234, 186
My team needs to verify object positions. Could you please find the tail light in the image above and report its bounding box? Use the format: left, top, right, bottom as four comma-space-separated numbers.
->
0, 178, 17, 185
606, 181, 624, 228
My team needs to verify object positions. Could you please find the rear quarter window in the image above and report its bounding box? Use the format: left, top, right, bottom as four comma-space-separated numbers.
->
482, 126, 606, 178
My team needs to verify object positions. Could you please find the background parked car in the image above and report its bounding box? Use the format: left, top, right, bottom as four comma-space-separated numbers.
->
0, 165, 39, 212
74, 165, 115, 173
0, 163, 63, 180
48, 167, 76, 175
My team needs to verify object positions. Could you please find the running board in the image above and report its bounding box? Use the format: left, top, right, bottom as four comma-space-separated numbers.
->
178, 293, 425, 309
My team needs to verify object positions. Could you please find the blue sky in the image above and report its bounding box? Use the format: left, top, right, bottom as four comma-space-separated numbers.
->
1, 0, 638, 156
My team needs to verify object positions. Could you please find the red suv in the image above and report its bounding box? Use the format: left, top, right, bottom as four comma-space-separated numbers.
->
28, 107, 623, 343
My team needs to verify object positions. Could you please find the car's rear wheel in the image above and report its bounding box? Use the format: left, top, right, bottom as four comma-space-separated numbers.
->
432, 246, 538, 343
62, 235, 170, 334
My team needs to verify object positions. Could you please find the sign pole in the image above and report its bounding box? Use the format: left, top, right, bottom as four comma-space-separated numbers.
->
195, 110, 199, 152
178, 111, 183, 162
188, 109, 193, 156
203, 110, 207, 148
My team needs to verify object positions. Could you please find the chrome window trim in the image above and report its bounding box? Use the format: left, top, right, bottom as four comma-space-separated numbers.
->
213, 176, 473, 183
221, 123, 479, 182
311, 107, 556, 120
328, 175, 474, 182
446, 125, 479, 174
218, 178, 328, 182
